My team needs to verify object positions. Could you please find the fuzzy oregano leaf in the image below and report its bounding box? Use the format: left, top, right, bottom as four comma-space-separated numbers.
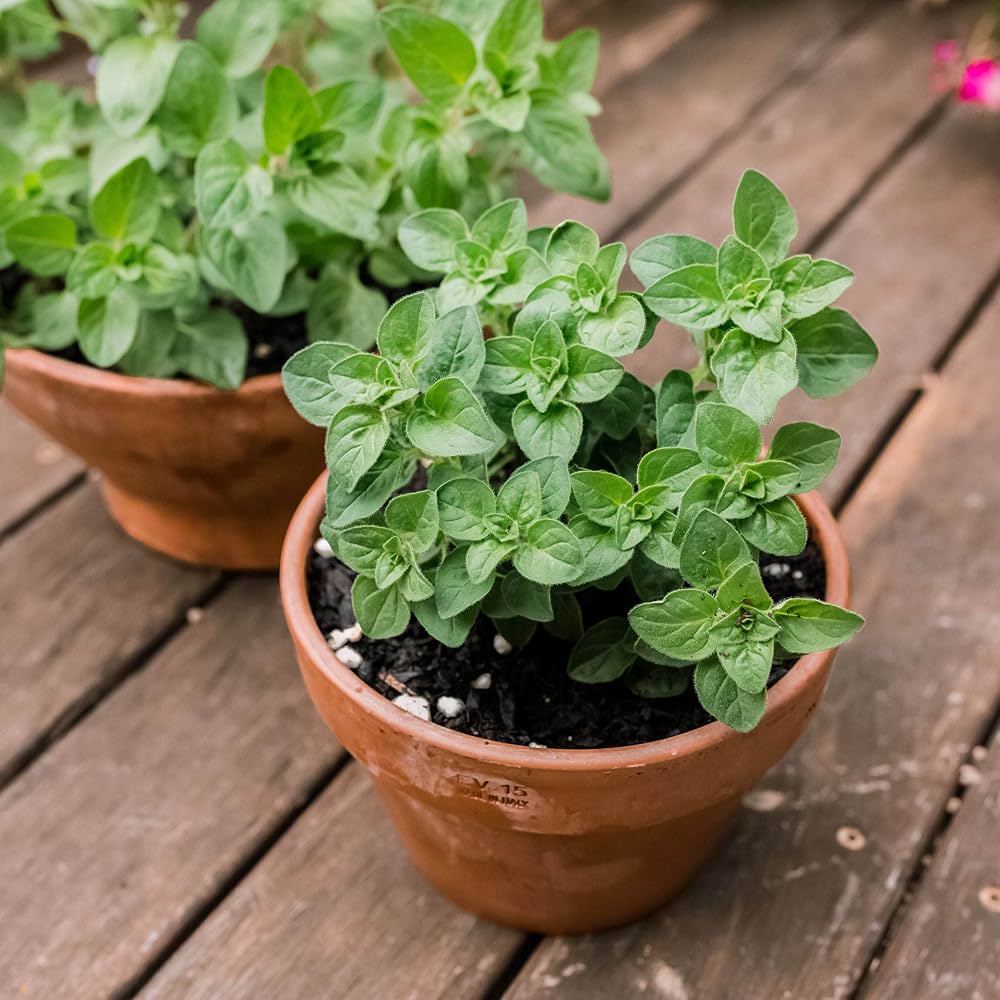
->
694, 657, 766, 732
732, 168, 797, 268
773, 598, 864, 653
679, 510, 752, 590
568, 617, 636, 682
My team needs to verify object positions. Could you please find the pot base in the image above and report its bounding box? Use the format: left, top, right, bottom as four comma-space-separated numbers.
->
102, 479, 286, 570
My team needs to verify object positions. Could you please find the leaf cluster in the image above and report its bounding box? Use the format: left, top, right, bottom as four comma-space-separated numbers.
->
0, 0, 608, 387
284, 170, 874, 732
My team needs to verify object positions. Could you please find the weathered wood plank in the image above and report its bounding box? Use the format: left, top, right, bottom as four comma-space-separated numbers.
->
502, 287, 1000, 1000
141, 764, 524, 1000
532, 0, 869, 236
860, 728, 1000, 1000
0, 402, 82, 535
0, 577, 340, 998
0, 484, 219, 785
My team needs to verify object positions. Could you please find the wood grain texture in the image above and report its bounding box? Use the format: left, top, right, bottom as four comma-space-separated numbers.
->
0, 484, 218, 784
0, 402, 82, 534
503, 289, 1000, 1000
860, 727, 1000, 1000
531, 0, 868, 236
142, 765, 524, 1000
0, 577, 340, 998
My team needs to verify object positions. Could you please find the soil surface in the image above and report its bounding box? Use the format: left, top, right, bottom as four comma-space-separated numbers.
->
307, 541, 826, 750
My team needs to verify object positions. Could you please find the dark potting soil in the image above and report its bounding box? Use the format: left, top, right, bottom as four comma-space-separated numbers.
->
307, 541, 826, 750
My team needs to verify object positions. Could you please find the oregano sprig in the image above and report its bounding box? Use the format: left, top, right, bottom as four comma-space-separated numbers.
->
285, 170, 873, 734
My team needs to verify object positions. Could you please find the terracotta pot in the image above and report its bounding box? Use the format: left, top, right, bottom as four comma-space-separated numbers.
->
4, 349, 324, 569
281, 474, 852, 934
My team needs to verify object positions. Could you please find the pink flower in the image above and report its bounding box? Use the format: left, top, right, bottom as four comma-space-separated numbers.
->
958, 59, 1000, 110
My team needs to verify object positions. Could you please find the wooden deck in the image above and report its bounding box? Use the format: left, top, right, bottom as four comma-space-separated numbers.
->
2, 2, 999, 996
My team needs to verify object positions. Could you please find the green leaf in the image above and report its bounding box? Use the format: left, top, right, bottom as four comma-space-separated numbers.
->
717, 235, 770, 301
694, 402, 761, 469
335, 525, 394, 573
577, 294, 646, 357
196, 0, 280, 78
407, 377, 499, 457
484, 0, 542, 75
66, 243, 117, 299
352, 575, 410, 639
514, 518, 581, 585
694, 657, 766, 732
263, 65, 320, 155
738, 496, 807, 556
773, 598, 864, 654
545, 221, 599, 274
732, 169, 797, 268
679, 509, 752, 590
436, 545, 496, 618
712, 626, 773, 693
282, 342, 355, 424
398, 208, 467, 272
437, 477, 495, 541
509, 457, 571, 519
96, 35, 177, 136
564, 345, 623, 404
385, 490, 439, 549
77, 288, 139, 367
156, 42, 237, 157
711, 327, 798, 425
375, 292, 435, 363
6, 214, 75, 276
18, 291, 79, 351
773, 255, 853, 320
512, 399, 582, 461
286, 165, 380, 242
627, 662, 691, 698
467, 536, 517, 583
655, 370, 696, 447
630, 234, 716, 287
729, 288, 786, 343
789, 308, 878, 399
117, 309, 177, 378
582, 372, 647, 440
673, 474, 725, 544
497, 471, 542, 524
638, 517, 681, 570
717, 562, 773, 612
768, 421, 841, 492
326, 404, 390, 491
571, 469, 632, 527
568, 516, 631, 585
544, 590, 584, 641
521, 96, 610, 201
195, 139, 272, 230
413, 587, 479, 647
479, 335, 533, 394
637, 447, 702, 494
419, 306, 485, 388
326, 447, 415, 529
567, 617, 636, 683
91, 158, 159, 245
629, 589, 720, 661
175, 310, 247, 389
200, 213, 288, 313
471, 199, 528, 253
643, 264, 728, 330
307, 266, 385, 349
380, 6, 476, 106
502, 571, 552, 622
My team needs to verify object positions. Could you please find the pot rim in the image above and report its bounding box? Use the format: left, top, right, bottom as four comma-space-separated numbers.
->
281, 472, 852, 772
4, 345, 282, 396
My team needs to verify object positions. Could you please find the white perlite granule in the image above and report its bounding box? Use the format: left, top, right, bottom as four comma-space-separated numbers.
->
471, 672, 492, 690
338, 646, 363, 670
394, 694, 431, 720
493, 634, 513, 655
436, 696, 465, 718
313, 537, 333, 557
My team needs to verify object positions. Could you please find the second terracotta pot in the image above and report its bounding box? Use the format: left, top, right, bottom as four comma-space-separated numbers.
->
281, 474, 852, 934
3, 349, 324, 569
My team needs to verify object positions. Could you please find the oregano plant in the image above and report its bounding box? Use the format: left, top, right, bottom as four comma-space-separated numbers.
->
0, 0, 608, 388
285, 170, 875, 733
